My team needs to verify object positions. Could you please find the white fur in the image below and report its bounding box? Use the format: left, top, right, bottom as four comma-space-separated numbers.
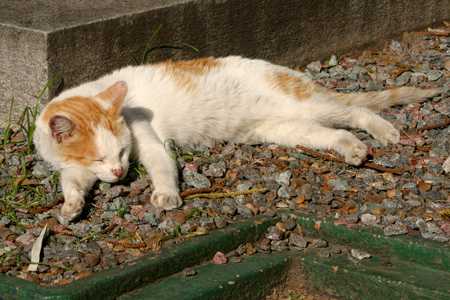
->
34, 56, 439, 222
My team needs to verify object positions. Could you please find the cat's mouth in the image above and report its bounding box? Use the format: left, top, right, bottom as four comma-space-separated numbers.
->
97, 169, 128, 183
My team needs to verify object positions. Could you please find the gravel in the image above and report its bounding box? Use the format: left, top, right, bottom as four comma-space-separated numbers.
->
1, 27, 450, 285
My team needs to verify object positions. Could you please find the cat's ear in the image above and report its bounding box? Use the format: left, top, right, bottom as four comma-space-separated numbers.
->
96, 81, 127, 116
49, 115, 75, 144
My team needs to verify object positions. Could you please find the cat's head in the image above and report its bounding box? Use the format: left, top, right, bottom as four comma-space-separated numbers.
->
41, 81, 132, 182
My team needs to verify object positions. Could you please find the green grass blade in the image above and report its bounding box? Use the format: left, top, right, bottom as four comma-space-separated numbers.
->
141, 23, 164, 65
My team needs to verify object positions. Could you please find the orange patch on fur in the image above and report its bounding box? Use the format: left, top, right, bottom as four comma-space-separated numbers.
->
269, 71, 321, 101
157, 57, 223, 91
42, 96, 124, 165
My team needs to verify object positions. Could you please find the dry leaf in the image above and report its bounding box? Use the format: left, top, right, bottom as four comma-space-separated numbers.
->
14, 177, 39, 187
28, 224, 48, 272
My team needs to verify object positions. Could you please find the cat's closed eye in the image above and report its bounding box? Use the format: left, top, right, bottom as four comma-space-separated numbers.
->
119, 148, 127, 158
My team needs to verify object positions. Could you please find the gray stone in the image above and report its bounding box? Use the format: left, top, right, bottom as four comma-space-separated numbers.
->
142, 213, 162, 226
204, 161, 226, 177
31, 162, 51, 177
236, 182, 253, 191
105, 186, 126, 199
351, 249, 371, 260
384, 224, 408, 236
110, 198, 130, 212
266, 226, 284, 241
236, 205, 254, 219
130, 178, 149, 190
328, 55, 338, 67
426, 70, 444, 81
407, 200, 421, 207
421, 228, 450, 242
281, 214, 297, 231
327, 179, 351, 191
395, 72, 411, 86
317, 250, 331, 258
221, 204, 237, 216
361, 214, 377, 226
306, 61, 322, 74
289, 234, 308, 249
273, 170, 292, 186
183, 171, 211, 189
124, 214, 139, 223
312, 239, 328, 248
158, 218, 178, 231
255, 242, 272, 254
277, 186, 294, 198
77, 242, 102, 256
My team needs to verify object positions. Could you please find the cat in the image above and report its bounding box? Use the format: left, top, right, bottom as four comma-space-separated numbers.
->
33, 56, 439, 222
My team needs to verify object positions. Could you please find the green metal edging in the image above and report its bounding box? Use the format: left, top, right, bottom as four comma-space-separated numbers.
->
0, 214, 278, 300
296, 248, 450, 300
119, 253, 291, 300
285, 210, 450, 270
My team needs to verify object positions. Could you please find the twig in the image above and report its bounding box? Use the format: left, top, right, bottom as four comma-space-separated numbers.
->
183, 188, 268, 200
99, 223, 117, 234
23, 224, 78, 236
415, 116, 450, 131
31, 196, 64, 214
296, 145, 408, 174
104, 239, 146, 248
314, 167, 331, 175
180, 188, 216, 198
0, 266, 12, 273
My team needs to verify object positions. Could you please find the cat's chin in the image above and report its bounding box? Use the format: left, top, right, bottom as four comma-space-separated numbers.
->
97, 173, 127, 183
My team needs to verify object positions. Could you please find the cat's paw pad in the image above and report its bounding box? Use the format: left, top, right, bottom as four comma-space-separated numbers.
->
344, 142, 367, 166
377, 127, 400, 145
59, 198, 85, 223
151, 191, 183, 210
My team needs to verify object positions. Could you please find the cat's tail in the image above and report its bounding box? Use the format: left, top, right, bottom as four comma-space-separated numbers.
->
332, 87, 440, 110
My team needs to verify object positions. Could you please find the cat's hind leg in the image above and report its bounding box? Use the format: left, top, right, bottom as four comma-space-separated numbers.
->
254, 119, 368, 165
318, 104, 401, 146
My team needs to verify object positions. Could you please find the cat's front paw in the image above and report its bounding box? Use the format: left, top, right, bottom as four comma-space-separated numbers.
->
377, 127, 400, 145
371, 121, 400, 145
151, 190, 183, 210
344, 142, 368, 166
59, 197, 85, 223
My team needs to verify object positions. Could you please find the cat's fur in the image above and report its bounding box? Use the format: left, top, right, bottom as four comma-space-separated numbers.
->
34, 56, 439, 222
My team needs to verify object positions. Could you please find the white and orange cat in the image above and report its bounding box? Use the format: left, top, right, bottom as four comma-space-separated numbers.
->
34, 56, 439, 222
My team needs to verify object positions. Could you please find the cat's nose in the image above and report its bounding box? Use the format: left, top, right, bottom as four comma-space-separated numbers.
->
112, 167, 125, 178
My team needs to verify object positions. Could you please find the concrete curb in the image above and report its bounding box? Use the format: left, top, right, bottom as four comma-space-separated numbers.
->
2, 0, 450, 124
1, 211, 449, 299
119, 253, 291, 300
0, 215, 278, 300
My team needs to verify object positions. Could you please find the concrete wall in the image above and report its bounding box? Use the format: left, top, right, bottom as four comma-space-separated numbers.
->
1, 0, 450, 124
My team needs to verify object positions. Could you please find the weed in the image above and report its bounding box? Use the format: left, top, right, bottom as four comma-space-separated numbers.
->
129, 161, 147, 177
120, 23, 198, 65
116, 203, 127, 218
2, 78, 58, 155
164, 139, 212, 169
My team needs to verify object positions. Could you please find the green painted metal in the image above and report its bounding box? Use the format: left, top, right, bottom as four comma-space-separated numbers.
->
297, 248, 450, 300
286, 211, 450, 270
119, 253, 291, 300
0, 214, 278, 300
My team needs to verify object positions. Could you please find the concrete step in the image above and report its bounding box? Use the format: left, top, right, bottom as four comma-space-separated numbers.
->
0, 214, 279, 300
118, 253, 291, 300
1, 211, 449, 299
2, 0, 450, 124
298, 248, 450, 300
